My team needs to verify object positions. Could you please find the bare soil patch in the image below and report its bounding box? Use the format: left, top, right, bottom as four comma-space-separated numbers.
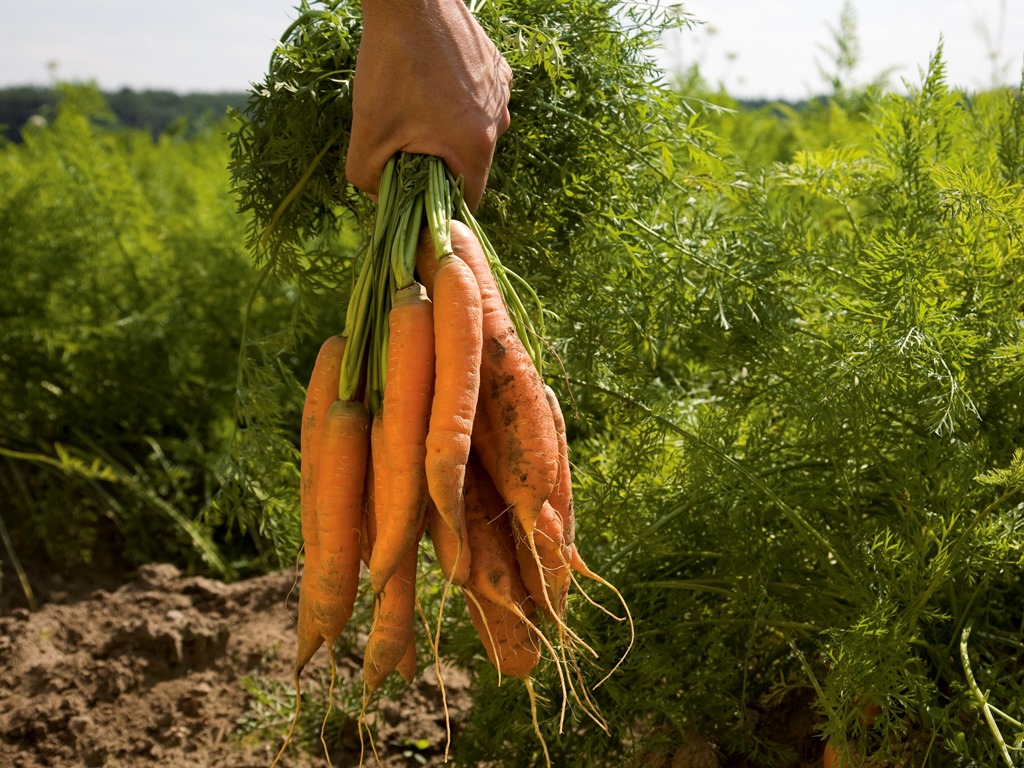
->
0, 563, 466, 768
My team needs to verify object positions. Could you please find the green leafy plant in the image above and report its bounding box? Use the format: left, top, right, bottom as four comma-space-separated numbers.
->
0, 85, 305, 586
525, 49, 1024, 767
238, 672, 362, 755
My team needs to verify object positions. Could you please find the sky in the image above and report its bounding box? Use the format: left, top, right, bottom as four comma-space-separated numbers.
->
0, 1, 1021, 101
664, 0, 1024, 100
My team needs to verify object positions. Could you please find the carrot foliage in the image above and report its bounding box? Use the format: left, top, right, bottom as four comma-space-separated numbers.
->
539, 46, 1024, 768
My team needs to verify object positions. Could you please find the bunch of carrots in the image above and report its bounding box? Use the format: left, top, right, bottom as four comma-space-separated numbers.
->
276, 154, 629, 766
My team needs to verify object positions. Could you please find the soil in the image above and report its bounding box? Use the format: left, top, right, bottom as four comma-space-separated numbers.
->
0, 562, 833, 768
0, 563, 469, 768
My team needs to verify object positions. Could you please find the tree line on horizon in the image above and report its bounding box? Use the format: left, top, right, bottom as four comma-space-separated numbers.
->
0, 83, 818, 144
0, 85, 250, 142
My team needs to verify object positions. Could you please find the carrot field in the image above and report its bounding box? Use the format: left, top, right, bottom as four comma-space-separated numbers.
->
2, 2, 1024, 766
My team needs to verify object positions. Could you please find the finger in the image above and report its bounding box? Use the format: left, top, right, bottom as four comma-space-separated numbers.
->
344, 131, 391, 200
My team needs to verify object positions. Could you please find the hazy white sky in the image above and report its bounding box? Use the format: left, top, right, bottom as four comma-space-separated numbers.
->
664, 0, 1024, 99
1, 1, 1021, 100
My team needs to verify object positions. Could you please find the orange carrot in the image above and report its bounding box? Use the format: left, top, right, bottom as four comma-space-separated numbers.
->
462, 584, 550, 768
544, 385, 575, 549
822, 702, 880, 767
301, 336, 347, 536
307, 398, 369, 652
415, 229, 483, 569
426, 498, 471, 587
459, 450, 539, 674
363, 540, 419, 694
468, 389, 500, 488
515, 501, 572, 622
397, 632, 418, 685
359, 487, 374, 568
464, 588, 541, 680
295, 544, 323, 672
369, 282, 434, 594
362, 410, 387, 567
450, 220, 558, 542
362, 409, 419, 696
296, 335, 346, 671
462, 454, 531, 611
822, 741, 851, 768
504, 386, 572, 622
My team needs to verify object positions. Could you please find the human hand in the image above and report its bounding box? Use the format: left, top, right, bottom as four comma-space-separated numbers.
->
346, 0, 512, 211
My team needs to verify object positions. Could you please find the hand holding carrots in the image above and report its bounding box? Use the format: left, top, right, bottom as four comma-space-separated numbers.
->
282, 154, 628, 768
346, 0, 512, 211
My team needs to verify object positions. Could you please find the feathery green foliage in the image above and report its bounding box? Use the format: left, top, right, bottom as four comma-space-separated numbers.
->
522, 51, 1024, 767
0, 86, 303, 581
